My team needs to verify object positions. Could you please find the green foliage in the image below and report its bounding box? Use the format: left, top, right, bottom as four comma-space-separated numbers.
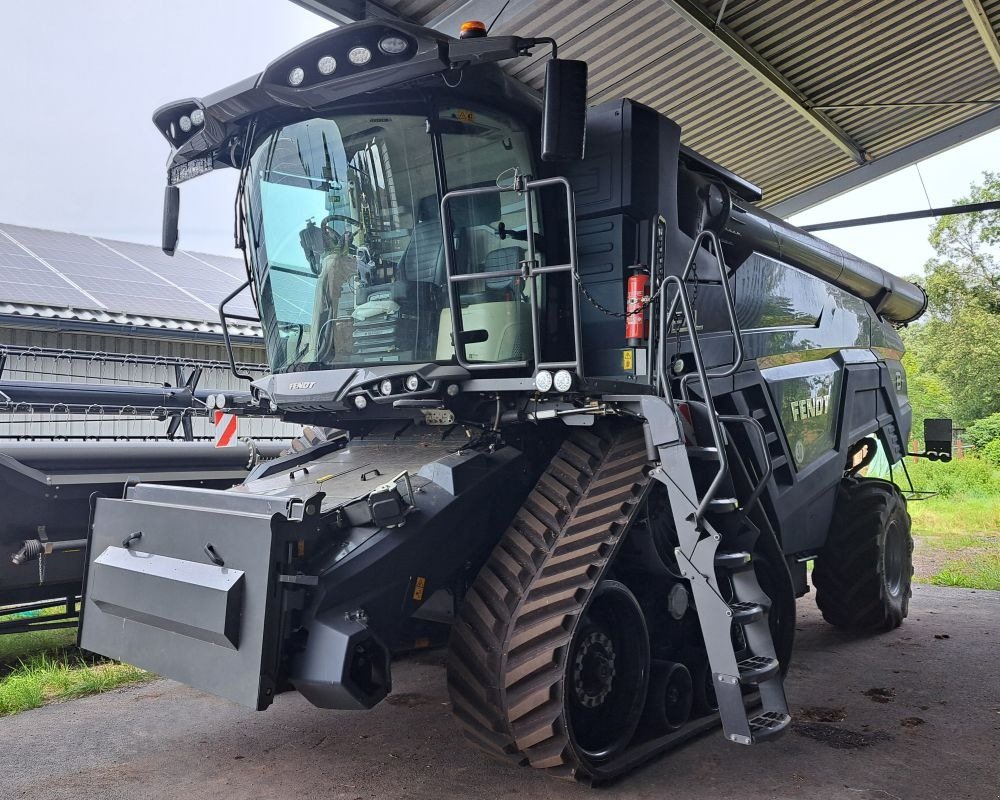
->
0, 653, 148, 716
930, 557, 1000, 591
981, 439, 1000, 467
892, 453, 1000, 498
965, 412, 1000, 450
901, 171, 1000, 427
926, 171, 1000, 315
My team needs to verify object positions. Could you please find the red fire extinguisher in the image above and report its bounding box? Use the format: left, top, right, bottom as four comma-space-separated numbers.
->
625, 266, 650, 346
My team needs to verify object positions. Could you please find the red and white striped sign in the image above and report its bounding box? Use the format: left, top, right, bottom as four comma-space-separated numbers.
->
213, 410, 238, 448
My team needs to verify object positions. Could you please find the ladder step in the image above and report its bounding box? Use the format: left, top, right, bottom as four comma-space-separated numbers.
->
708, 497, 738, 513
737, 655, 780, 685
686, 445, 720, 460
764, 431, 779, 444
749, 711, 792, 742
729, 600, 766, 624
715, 550, 751, 570
750, 408, 768, 420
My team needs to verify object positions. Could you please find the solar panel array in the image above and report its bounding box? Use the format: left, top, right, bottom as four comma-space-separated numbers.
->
0, 223, 258, 322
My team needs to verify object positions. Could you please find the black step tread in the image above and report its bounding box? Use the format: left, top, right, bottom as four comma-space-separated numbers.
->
737, 655, 780, 684
715, 550, 752, 570
708, 497, 738, 513
729, 600, 766, 624
686, 445, 720, 459
749, 711, 791, 741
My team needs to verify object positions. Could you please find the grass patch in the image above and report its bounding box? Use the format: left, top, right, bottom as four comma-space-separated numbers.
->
0, 653, 149, 716
0, 604, 150, 717
908, 495, 1000, 538
930, 555, 1000, 591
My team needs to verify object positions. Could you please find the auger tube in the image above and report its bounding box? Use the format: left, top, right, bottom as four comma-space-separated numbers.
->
720, 197, 928, 324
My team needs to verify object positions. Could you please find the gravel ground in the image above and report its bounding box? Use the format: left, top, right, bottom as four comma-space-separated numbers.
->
1, 585, 997, 800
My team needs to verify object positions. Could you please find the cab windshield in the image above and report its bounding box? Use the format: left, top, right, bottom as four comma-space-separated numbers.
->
245, 104, 539, 372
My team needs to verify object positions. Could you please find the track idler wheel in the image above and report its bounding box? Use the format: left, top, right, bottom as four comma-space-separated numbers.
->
566, 580, 650, 765
691, 658, 719, 716
640, 660, 693, 734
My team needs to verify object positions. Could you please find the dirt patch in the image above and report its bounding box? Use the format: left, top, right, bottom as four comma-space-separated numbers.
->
797, 705, 847, 722
793, 722, 892, 749
912, 533, 998, 582
385, 692, 434, 707
864, 687, 895, 703
900, 717, 926, 728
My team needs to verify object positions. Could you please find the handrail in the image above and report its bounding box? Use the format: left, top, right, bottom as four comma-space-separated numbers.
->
653, 228, 746, 525
441, 175, 583, 375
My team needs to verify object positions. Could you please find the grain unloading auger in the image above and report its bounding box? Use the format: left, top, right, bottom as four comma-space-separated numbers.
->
78, 15, 947, 782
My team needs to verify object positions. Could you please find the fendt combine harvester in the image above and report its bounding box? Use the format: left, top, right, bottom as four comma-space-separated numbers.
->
80, 12, 949, 783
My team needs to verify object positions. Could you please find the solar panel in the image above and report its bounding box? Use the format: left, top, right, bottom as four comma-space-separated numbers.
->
0, 223, 259, 326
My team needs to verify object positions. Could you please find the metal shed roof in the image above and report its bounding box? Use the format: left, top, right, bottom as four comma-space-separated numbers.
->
305, 0, 1000, 214
0, 223, 259, 337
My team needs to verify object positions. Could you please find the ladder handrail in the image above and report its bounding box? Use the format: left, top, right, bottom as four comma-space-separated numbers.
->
440, 176, 584, 375
653, 228, 745, 524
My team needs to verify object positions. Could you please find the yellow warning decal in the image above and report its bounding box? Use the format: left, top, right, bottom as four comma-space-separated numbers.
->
412, 576, 427, 601
622, 349, 634, 371
297, 540, 305, 557
455, 109, 475, 123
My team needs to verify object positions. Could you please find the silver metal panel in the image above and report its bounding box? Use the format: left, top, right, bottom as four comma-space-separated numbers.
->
90, 547, 244, 649
80, 494, 287, 709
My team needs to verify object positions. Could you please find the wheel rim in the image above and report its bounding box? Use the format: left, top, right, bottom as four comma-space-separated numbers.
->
566, 581, 649, 763
662, 662, 693, 729
884, 519, 905, 597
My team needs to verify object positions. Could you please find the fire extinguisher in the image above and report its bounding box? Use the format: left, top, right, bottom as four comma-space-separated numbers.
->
625, 266, 650, 346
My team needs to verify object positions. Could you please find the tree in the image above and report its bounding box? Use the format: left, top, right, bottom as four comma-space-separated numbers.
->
925, 171, 1000, 316
901, 172, 1000, 427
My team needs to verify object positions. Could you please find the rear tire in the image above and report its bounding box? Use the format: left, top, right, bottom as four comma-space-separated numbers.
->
813, 477, 913, 632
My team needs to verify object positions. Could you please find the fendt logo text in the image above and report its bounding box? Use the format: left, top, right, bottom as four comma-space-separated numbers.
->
789, 394, 831, 421
288, 381, 317, 391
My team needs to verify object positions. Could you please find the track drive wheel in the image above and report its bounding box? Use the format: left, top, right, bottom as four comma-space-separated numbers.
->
445, 424, 652, 781
566, 581, 650, 764
813, 477, 913, 632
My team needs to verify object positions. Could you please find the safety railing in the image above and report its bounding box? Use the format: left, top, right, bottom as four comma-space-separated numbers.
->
654, 228, 745, 524
441, 175, 583, 375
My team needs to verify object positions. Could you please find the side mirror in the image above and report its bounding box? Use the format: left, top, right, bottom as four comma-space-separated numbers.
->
541, 59, 588, 162
162, 185, 180, 256
923, 418, 953, 462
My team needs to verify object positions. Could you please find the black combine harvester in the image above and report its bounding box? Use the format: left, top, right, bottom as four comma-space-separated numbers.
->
79, 11, 951, 783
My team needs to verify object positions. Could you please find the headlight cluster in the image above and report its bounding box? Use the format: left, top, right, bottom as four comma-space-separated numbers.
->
285, 34, 411, 86
534, 370, 575, 394
350, 372, 432, 410
173, 108, 205, 137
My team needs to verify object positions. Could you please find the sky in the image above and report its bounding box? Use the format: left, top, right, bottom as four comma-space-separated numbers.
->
0, 1, 996, 279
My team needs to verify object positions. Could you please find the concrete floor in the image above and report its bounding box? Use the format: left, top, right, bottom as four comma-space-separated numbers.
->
1, 585, 998, 800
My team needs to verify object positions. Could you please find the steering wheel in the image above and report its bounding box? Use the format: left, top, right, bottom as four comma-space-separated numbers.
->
321, 214, 361, 239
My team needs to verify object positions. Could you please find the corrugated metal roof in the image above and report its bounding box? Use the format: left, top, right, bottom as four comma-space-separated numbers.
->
385, 0, 1000, 208
0, 223, 261, 337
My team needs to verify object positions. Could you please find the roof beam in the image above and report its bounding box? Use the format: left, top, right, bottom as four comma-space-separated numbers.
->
768, 106, 1000, 217
962, 0, 1000, 72
659, 0, 869, 165
426, 0, 537, 37
288, 0, 404, 25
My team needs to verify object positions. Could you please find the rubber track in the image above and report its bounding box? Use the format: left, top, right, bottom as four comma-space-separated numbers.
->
813, 477, 913, 632
446, 424, 652, 781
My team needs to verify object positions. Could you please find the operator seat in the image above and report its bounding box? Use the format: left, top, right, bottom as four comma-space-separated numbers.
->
395, 194, 445, 305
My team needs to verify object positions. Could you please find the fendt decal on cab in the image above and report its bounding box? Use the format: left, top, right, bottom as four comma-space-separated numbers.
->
789, 394, 832, 421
